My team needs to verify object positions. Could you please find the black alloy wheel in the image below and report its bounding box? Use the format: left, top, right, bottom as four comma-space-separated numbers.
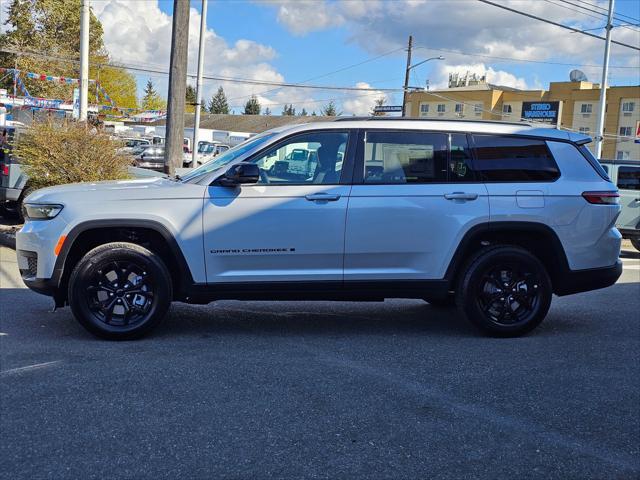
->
68, 242, 172, 340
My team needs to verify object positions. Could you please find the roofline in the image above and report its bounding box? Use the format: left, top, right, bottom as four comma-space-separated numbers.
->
333, 116, 534, 128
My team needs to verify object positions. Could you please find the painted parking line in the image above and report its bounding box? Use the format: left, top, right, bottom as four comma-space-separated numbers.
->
0, 360, 62, 377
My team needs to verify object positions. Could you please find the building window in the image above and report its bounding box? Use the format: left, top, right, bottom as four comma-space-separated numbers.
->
455, 103, 464, 114
474, 104, 483, 115
502, 104, 512, 114
437, 104, 446, 113
619, 126, 632, 137
420, 104, 429, 115
616, 151, 630, 160
580, 104, 593, 114
579, 127, 590, 134
622, 102, 635, 113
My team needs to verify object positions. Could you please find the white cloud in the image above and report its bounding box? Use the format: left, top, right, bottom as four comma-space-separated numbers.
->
265, 0, 344, 36
342, 82, 390, 115
92, 0, 286, 108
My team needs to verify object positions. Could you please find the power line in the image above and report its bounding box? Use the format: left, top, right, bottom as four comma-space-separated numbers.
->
412, 44, 638, 69
0, 48, 405, 93
553, 0, 640, 31
573, 0, 640, 23
476, 0, 640, 51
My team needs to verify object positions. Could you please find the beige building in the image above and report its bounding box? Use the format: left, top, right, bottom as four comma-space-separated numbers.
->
405, 80, 640, 159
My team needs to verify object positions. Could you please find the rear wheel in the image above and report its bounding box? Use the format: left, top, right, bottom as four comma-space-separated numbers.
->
456, 246, 552, 337
68, 242, 172, 340
631, 237, 640, 252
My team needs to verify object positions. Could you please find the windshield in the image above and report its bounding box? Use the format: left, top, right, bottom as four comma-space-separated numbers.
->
180, 132, 277, 182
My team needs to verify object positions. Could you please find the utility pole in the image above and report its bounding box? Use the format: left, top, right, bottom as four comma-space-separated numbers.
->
79, 0, 90, 122
402, 35, 413, 117
595, 0, 614, 159
164, 0, 190, 176
191, 0, 208, 168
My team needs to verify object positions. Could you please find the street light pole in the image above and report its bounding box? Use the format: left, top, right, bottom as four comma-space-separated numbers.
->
402, 35, 413, 117
595, 0, 615, 159
79, 0, 90, 122
191, 0, 208, 169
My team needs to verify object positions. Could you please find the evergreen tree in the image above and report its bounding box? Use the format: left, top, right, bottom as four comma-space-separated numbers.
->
371, 97, 387, 116
321, 100, 340, 116
311, 111, 317, 116
208, 86, 230, 114
299, 108, 308, 116
185, 85, 197, 105
282, 104, 296, 116
142, 79, 165, 110
264, 107, 272, 116
244, 95, 261, 115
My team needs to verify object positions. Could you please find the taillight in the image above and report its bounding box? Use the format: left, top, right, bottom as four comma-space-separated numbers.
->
0, 164, 8, 176
582, 191, 619, 205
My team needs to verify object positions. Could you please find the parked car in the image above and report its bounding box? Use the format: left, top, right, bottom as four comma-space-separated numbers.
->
17, 118, 622, 340
0, 126, 31, 221
117, 138, 151, 155
600, 159, 640, 250
134, 145, 165, 172
184, 141, 231, 167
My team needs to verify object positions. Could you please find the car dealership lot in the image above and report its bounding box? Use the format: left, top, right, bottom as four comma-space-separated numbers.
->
0, 245, 639, 480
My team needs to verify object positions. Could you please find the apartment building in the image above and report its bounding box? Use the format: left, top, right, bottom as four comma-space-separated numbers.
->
405, 78, 639, 159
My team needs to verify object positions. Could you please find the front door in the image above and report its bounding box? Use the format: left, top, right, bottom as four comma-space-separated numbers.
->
203, 130, 353, 283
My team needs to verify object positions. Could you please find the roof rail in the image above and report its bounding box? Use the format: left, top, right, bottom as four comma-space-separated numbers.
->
332, 116, 533, 127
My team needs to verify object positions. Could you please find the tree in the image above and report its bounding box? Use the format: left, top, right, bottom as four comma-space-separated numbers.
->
264, 107, 271, 116
0, 0, 137, 107
311, 111, 317, 116
244, 95, 261, 115
282, 104, 295, 116
142, 79, 165, 110
321, 100, 341, 116
208, 86, 230, 114
299, 108, 308, 116
371, 97, 387, 116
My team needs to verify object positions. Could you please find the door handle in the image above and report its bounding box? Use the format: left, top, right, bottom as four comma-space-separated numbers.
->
444, 192, 479, 201
305, 193, 341, 202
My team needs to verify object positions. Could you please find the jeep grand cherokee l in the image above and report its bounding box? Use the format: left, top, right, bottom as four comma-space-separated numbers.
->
16, 119, 622, 339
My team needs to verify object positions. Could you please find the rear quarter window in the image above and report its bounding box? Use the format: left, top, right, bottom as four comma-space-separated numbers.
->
471, 135, 560, 182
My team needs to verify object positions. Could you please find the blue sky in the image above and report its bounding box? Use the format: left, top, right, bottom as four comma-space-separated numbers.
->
91, 0, 639, 114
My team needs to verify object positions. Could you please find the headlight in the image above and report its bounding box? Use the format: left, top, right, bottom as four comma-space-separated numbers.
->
23, 203, 64, 220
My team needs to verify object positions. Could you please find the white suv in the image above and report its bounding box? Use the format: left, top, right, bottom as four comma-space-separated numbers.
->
16, 119, 622, 339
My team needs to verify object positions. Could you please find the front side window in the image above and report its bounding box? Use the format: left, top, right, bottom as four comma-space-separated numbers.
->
449, 134, 476, 182
472, 135, 560, 182
251, 131, 348, 185
363, 131, 447, 184
617, 166, 640, 190
581, 104, 593, 114
622, 102, 635, 112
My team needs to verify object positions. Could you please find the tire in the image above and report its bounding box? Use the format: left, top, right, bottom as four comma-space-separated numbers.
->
68, 242, 172, 340
455, 246, 552, 337
631, 238, 640, 252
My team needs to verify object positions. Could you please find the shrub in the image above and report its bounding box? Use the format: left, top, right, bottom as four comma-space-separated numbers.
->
15, 120, 132, 189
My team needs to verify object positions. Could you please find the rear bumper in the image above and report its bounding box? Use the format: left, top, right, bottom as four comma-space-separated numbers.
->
0, 186, 21, 202
554, 260, 623, 296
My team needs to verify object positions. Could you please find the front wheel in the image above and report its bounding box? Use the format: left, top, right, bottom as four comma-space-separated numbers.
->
456, 246, 552, 337
68, 242, 172, 340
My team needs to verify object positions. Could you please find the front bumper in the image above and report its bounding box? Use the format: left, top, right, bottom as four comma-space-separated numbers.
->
554, 260, 623, 296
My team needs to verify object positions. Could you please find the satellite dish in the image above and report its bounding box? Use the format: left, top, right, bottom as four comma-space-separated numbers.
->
570, 69, 588, 82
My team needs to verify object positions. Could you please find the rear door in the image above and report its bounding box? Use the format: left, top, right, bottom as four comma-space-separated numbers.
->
344, 130, 489, 281
203, 130, 354, 283
616, 165, 640, 232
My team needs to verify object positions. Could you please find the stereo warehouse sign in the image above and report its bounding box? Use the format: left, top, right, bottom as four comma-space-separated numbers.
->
521, 101, 562, 126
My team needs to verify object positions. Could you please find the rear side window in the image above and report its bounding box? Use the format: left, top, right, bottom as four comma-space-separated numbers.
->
472, 135, 560, 182
363, 131, 448, 184
617, 167, 640, 190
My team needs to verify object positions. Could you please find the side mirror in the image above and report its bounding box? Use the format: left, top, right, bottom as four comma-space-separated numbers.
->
216, 162, 260, 186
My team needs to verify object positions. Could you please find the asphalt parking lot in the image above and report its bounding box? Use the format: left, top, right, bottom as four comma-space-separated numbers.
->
1, 244, 639, 480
